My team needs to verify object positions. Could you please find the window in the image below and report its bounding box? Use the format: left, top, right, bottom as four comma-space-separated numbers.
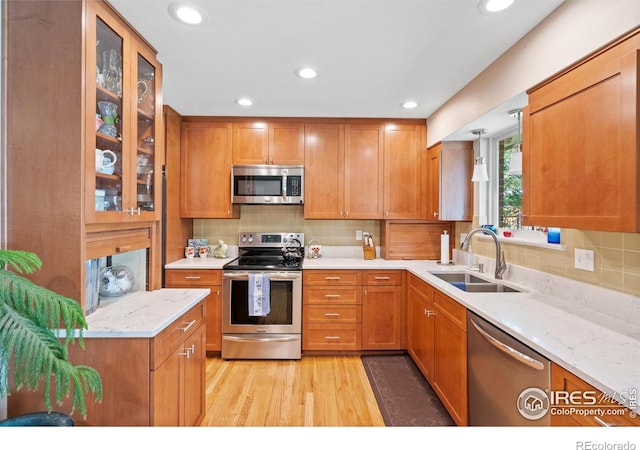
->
497, 132, 522, 229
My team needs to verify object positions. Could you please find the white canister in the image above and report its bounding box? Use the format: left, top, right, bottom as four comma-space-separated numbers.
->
95, 189, 106, 211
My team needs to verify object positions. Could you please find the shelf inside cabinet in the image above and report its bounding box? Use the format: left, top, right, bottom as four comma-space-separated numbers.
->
97, 85, 121, 102
97, 131, 121, 144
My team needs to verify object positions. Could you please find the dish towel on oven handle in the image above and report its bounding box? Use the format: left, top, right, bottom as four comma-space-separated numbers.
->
248, 273, 270, 316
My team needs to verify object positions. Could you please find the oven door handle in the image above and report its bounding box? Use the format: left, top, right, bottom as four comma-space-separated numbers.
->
223, 335, 300, 343
223, 272, 302, 281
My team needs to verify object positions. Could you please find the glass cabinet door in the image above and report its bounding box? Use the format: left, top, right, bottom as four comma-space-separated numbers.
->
134, 50, 158, 218
94, 16, 125, 217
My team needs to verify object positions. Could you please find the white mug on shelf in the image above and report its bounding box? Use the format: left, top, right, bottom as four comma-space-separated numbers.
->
96, 148, 117, 174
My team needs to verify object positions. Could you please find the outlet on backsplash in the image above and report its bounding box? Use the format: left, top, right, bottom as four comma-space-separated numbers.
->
574, 248, 595, 272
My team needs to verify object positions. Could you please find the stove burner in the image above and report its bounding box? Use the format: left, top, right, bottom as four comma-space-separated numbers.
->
223, 232, 305, 271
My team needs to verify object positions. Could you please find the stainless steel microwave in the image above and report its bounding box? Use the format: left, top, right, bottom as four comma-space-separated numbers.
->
231, 165, 304, 205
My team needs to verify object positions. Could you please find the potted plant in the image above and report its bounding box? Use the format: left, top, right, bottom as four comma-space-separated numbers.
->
0, 249, 102, 424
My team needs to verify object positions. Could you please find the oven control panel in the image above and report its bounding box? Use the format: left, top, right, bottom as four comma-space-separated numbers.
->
238, 232, 304, 247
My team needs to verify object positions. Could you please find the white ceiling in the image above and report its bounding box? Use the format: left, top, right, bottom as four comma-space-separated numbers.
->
110, 0, 564, 131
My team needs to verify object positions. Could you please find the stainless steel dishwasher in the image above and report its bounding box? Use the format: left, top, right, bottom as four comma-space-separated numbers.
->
468, 311, 551, 426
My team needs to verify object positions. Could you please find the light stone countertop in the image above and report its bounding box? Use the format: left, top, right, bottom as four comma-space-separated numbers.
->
78, 288, 210, 338
163, 249, 640, 402
304, 256, 640, 403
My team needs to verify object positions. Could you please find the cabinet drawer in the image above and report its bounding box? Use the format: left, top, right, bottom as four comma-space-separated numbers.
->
303, 270, 361, 285
304, 304, 361, 323
303, 286, 362, 305
551, 364, 639, 427
151, 302, 205, 369
363, 270, 402, 286
165, 269, 221, 286
433, 290, 466, 331
303, 324, 361, 351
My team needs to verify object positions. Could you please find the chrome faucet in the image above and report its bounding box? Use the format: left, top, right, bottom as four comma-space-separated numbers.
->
461, 228, 507, 280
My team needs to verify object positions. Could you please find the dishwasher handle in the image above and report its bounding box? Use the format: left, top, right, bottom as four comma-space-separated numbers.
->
470, 318, 545, 371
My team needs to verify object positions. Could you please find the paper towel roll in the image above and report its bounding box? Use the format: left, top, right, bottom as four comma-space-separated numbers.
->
440, 231, 449, 264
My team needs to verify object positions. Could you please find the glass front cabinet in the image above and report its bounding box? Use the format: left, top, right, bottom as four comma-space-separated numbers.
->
85, 1, 163, 224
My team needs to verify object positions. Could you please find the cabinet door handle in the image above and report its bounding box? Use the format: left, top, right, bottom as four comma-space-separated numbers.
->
324, 312, 341, 317
364, 289, 368, 295
179, 319, 196, 332
115, 245, 132, 253
425, 308, 435, 317
593, 416, 616, 427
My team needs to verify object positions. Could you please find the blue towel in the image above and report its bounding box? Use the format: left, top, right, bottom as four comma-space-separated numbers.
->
248, 273, 270, 316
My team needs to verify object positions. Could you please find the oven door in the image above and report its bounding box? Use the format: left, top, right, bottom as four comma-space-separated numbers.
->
222, 271, 302, 334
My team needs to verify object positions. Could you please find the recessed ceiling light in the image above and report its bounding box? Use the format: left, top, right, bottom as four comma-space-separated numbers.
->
236, 98, 253, 106
401, 100, 418, 109
168, 2, 208, 26
296, 67, 317, 79
478, 0, 514, 14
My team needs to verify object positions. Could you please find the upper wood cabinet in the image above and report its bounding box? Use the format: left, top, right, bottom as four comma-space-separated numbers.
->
232, 121, 304, 165
344, 123, 385, 219
524, 28, 640, 232
304, 119, 425, 220
304, 122, 384, 219
180, 121, 239, 218
85, 1, 164, 224
304, 123, 345, 218
5, 0, 163, 311
383, 124, 425, 219
426, 141, 473, 221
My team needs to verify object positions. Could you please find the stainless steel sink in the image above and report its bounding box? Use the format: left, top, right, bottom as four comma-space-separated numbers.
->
462, 283, 522, 293
429, 271, 523, 293
429, 272, 491, 284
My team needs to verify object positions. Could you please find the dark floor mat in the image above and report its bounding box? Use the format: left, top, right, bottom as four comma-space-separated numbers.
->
361, 354, 455, 427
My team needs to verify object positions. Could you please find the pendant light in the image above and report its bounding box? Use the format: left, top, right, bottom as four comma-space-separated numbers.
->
507, 109, 523, 175
471, 128, 489, 182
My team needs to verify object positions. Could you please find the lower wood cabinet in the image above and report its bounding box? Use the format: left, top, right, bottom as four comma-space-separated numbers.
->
151, 322, 206, 426
165, 269, 222, 352
551, 363, 639, 427
361, 270, 403, 350
407, 273, 435, 380
303, 270, 362, 351
7, 300, 206, 426
406, 273, 468, 426
303, 269, 403, 351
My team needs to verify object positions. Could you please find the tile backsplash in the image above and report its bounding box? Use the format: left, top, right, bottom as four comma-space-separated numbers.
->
193, 205, 379, 247
456, 222, 640, 297
192, 206, 640, 297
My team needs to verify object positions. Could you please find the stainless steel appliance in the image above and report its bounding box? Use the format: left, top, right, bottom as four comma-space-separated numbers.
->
231, 165, 304, 205
222, 232, 304, 359
468, 311, 551, 426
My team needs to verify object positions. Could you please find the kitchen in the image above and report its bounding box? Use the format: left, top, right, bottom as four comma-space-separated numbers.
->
1, 0, 640, 445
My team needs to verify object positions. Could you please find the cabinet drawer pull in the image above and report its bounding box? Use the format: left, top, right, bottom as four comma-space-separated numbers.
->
324, 294, 341, 298
593, 416, 616, 427
184, 276, 202, 280
324, 276, 341, 280
179, 319, 196, 332
323, 312, 341, 317
324, 336, 341, 340
374, 276, 390, 280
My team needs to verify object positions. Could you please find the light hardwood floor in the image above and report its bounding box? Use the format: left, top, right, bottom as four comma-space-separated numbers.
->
201, 356, 385, 426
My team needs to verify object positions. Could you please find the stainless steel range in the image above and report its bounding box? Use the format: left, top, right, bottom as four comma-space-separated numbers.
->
221, 232, 304, 360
